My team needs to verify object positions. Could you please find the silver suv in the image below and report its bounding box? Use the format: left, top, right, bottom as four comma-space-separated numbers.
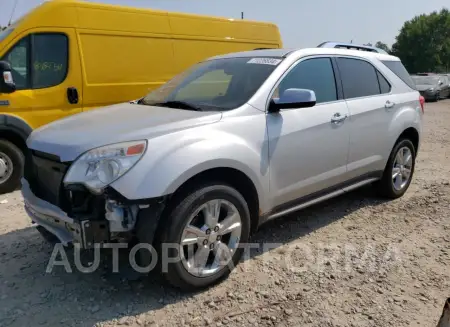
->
22, 47, 423, 290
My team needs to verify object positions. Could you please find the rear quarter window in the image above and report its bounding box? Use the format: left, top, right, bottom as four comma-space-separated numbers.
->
381, 60, 416, 90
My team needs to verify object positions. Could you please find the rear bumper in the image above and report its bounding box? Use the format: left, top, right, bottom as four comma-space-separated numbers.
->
21, 178, 83, 246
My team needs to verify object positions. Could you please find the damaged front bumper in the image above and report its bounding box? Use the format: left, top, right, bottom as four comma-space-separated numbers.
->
22, 178, 109, 248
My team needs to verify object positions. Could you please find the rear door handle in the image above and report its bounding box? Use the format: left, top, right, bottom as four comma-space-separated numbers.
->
331, 112, 348, 124
67, 87, 79, 104
385, 100, 395, 109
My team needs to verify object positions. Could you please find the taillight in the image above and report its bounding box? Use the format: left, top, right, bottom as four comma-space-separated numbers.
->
419, 95, 425, 113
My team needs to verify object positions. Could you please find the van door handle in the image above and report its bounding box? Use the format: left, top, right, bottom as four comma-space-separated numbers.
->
331, 112, 348, 124
67, 87, 79, 104
385, 100, 395, 109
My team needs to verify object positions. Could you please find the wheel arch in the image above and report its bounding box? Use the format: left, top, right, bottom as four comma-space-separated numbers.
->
396, 126, 419, 153
165, 167, 261, 235
0, 114, 32, 152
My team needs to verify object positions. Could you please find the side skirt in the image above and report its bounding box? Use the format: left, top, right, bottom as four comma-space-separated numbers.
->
259, 171, 382, 226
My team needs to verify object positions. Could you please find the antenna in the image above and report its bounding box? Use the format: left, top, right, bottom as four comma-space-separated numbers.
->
8, 0, 19, 26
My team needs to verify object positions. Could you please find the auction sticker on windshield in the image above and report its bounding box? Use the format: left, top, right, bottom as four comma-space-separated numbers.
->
247, 58, 282, 65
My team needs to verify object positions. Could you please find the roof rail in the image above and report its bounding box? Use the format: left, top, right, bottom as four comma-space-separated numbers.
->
317, 41, 388, 54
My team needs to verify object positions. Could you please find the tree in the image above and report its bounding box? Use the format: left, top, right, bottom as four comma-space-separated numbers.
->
375, 41, 391, 53
391, 8, 450, 73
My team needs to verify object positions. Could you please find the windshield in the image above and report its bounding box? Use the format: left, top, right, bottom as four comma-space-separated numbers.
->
141, 57, 282, 111
411, 75, 440, 85
0, 28, 14, 43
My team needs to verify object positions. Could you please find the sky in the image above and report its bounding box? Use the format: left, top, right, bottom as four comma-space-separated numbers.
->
0, 0, 448, 48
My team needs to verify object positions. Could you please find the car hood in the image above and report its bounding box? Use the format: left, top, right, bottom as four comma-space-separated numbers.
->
27, 103, 222, 162
415, 84, 436, 91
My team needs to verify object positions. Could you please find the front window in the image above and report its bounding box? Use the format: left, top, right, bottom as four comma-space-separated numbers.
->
272, 57, 338, 104
141, 57, 282, 111
3, 37, 29, 89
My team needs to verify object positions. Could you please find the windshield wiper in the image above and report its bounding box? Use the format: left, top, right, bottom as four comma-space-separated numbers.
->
151, 100, 203, 111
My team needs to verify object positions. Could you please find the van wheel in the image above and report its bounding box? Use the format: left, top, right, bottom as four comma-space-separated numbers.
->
154, 183, 250, 291
0, 139, 24, 194
376, 139, 416, 199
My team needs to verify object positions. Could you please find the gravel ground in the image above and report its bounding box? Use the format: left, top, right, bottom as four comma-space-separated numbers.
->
1, 101, 449, 327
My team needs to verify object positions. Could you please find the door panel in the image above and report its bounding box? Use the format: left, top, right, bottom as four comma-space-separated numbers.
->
266, 56, 350, 209
345, 95, 393, 178
0, 28, 83, 129
267, 102, 350, 208
336, 57, 393, 179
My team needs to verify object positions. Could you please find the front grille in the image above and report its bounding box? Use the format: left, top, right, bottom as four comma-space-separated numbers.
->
24, 149, 70, 207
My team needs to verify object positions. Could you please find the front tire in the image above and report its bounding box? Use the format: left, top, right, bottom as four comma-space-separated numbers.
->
153, 183, 251, 291
0, 139, 24, 194
377, 139, 416, 199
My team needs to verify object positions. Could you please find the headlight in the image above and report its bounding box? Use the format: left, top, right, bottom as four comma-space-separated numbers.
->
64, 140, 147, 193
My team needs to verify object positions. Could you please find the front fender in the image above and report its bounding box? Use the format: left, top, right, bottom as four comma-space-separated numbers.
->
110, 128, 269, 210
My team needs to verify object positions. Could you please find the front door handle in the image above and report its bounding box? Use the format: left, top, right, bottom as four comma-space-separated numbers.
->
67, 87, 79, 104
331, 112, 348, 124
385, 100, 395, 109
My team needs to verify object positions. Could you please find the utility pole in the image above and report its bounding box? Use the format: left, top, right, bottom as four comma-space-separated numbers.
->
8, 0, 19, 26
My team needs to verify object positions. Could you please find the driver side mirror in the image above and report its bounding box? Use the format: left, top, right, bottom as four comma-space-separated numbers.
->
438, 81, 443, 86
269, 88, 316, 113
0, 61, 16, 94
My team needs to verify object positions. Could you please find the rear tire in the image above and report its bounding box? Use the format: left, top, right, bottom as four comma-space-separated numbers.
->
150, 183, 251, 291
376, 139, 416, 199
0, 139, 24, 194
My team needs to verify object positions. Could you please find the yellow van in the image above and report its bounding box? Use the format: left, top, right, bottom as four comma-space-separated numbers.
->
0, 0, 282, 193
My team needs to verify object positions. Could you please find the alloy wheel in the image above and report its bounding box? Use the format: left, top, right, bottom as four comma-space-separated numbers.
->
180, 199, 242, 277
392, 146, 413, 191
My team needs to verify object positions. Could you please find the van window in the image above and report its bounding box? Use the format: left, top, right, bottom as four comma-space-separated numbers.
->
337, 58, 380, 99
1, 33, 68, 90
32, 34, 68, 89
3, 37, 29, 89
274, 57, 337, 104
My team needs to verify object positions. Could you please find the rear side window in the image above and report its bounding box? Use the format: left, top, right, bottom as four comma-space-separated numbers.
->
377, 71, 391, 93
337, 58, 380, 99
381, 60, 416, 90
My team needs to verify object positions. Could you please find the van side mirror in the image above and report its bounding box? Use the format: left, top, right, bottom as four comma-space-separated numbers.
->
268, 88, 316, 113
0, 61, 16, 94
